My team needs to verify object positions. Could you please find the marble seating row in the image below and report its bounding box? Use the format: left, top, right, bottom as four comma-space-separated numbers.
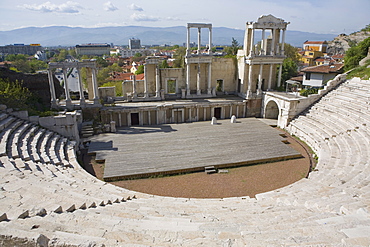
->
1, 78, 370, 246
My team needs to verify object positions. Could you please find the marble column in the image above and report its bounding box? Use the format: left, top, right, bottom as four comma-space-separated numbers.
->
47, 69, 57, 108
281, 28, 286, 56
257, 64, 263, 95
271, 28, 276, 55
207, 63, 212, 95
62, 68, 72, 108
268, 64, 273, 90
208, 27, 212, 55
197, 63, 201, 95
249, 28, 254, 56
144, 64, 148, 98
127, 112, 131, 126
197, 27, 201, 54
155, 65, 160, 98
76, 68, 85, 105
186, 27, 190, 57
278, 63, 283, 88
91, 68, 100, 104
261, 28, 265, 55
246, 64, 253, 98
132, 75, 137, 98
186, 63, 191, 96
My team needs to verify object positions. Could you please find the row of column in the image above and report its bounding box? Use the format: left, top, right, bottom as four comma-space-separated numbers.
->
186, 26, 212, 56
185, 63, 212, 96
246, 63, 283, 98
249, 28, 286, 57
47, 66, 100, 108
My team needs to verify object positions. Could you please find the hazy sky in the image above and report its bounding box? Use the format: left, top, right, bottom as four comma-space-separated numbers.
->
1, 0, 369, 34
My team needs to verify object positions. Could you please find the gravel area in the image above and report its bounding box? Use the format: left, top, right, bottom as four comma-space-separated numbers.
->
82, 128, 312, 199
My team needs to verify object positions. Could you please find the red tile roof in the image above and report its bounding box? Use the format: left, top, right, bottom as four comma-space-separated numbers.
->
301, 63, 344, 74
303, 41, 328, 45
109, 72, 144, 81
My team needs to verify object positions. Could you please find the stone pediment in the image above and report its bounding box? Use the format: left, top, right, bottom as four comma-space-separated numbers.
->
248, 14, 289, 29
257, 14, 285, 24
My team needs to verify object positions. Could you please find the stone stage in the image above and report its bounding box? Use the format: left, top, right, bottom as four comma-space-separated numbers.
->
87, 118, 302, 181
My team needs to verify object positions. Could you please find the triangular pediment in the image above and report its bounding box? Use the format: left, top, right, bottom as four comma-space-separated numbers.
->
257, 14, 285, 24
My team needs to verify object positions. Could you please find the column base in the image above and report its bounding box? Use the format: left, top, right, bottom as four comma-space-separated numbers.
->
51, 100, 58, 109
246, 90, 253, 99
93, 98, 101, 105
65, 99, 72, 109
207, 88, 212, 95
197, 90, 201, 96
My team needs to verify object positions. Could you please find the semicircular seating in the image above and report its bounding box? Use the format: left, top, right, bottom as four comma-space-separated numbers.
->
0, 77, 370, 246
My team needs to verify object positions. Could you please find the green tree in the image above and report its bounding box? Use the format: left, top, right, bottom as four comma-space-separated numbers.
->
0, 79, 35, 110
135, 65, 144, 75
5, 54, 27, 61
160, 59, 170, 68
281, 58, 298, 83
12, 59, 31, 73
95, 56, 109, 68
29, 59, 47, 72
344, 37, 370, 70
56, 49, 68, 62
172, 47, 186, 68
283, 43, 301, 65
96, 63, 123, 85
227, 37, 241, 56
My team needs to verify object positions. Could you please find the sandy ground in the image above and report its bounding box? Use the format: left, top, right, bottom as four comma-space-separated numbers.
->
81, 128, 313, 199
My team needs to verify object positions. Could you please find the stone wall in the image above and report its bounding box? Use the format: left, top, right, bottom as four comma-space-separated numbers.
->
10, 108, 82, 143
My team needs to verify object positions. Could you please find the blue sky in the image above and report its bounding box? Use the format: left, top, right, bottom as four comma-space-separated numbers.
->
0, 0, 369, 34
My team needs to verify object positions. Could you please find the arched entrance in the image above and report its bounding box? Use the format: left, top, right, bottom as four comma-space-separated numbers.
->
265, 100, 279, 119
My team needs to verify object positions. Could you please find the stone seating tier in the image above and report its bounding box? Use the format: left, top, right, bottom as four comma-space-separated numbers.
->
1, 77, 370, 246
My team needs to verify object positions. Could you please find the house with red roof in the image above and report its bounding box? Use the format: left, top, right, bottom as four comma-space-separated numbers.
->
301, 63, 344, 87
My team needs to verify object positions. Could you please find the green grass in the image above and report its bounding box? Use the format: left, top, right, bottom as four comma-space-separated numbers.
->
347, 60, 370, 80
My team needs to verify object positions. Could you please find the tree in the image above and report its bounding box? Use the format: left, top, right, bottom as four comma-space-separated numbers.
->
281, 58, 298, 83
283, 43, 301, 65
344, 37, 370, 70
172, 47, 186, 68
135, 65, 144, 75
13, 59, 31, 73
160, 59, 170, 68
225, 37, 241, 56
0, 79, 35, 110
96, 63, 123, 85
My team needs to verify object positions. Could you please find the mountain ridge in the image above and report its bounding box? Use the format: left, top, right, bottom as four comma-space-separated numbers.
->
0, 26, 337, 48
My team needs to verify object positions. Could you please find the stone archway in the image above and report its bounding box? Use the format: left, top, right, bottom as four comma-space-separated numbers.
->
265, 100, 279, 119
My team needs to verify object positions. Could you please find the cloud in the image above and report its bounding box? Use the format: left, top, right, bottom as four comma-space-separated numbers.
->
130, 13, 159, 22
128, 3, 143, 12
104, 1, 118, 11
165, 17, 183, 21
20, 1, 83, 14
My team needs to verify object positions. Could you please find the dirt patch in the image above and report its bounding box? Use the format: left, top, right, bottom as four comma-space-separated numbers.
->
81, 129, 313, 198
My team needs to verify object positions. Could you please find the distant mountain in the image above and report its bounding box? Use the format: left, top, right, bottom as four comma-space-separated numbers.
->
0, 26, 337, 48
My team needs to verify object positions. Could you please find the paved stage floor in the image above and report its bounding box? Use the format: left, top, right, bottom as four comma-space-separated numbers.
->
87, 118, 301, 180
